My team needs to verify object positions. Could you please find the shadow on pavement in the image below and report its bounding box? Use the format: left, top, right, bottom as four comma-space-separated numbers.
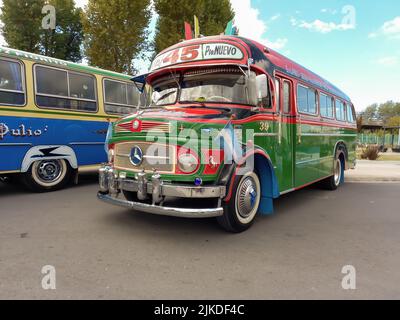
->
102, 184, 322, 237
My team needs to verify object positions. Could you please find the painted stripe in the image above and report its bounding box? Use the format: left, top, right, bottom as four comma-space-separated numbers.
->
69, 142, 105, 146
0, 106, 119, 120
0, 143, 32, 146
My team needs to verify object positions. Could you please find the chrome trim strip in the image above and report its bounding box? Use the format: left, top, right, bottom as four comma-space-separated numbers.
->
301, 133, 358, 137
280, 188, 295, 195
97, 193, 224, 218
254, 133, 278, 137
296, 156, 333, 165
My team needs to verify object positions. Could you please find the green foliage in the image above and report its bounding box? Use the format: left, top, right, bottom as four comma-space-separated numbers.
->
153, 0, 235, 54
0, 0, 44, 53
387, 116, 400, 128
82, 0, 152, 74
361, 101, 400, 128
1, 0, 83, 62
363, 103, 378, 120
41, 0, 84, 62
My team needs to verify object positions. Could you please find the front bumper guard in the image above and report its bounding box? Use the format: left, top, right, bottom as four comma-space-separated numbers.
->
98, 164, 226, 218
97, 192, 224, 218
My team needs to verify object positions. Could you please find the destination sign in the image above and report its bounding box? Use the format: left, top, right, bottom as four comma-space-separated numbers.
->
150, 43, 245, 71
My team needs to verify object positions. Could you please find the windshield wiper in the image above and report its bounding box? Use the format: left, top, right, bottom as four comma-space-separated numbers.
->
154, 90, 177, 105
179, 103, 233, 114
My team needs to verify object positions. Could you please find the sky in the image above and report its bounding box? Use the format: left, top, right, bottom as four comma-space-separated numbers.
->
1, 0, 400, 111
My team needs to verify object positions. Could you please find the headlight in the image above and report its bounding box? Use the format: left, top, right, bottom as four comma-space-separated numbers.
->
177, 152, 199, 174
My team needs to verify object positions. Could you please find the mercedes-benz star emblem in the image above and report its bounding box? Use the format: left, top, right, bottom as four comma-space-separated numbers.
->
130, 146, 143, 166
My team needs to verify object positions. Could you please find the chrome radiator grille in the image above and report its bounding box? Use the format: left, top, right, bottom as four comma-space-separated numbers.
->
114, 142, 175, 173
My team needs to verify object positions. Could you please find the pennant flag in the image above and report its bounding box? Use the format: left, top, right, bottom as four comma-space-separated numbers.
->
184, 22, 193, 40
225, 20, 233, 35
194, 15, 200, 38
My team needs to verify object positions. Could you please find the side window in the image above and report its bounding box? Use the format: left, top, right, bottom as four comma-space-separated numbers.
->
320, 93, 334, 118
104, 79, 139, 115
0, 58, 25, 106
308, 88, 317, 114
35, 65, 97, 112
275, 79, 280, 112
283, 80, 291, 114
297, 85, 317, 115
335, 99, 346, 121
347, 103, 355, 123
297, 85, 308, 113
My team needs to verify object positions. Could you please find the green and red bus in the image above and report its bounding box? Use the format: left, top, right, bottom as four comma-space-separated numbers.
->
97, 35, 357, 233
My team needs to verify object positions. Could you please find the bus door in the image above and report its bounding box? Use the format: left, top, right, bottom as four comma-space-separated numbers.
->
274, 76, 295, 192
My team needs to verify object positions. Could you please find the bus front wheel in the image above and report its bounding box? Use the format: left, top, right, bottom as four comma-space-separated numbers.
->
218, 172, 261, 233
22, 159, 71, 192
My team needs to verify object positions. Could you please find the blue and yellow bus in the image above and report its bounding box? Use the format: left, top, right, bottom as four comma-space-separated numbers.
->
0, 47, 141, 192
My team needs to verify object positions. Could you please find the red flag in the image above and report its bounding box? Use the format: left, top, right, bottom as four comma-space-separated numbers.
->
184, 22, 193, 40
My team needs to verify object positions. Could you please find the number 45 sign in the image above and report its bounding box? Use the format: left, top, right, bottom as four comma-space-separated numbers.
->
150, 43, 245, 71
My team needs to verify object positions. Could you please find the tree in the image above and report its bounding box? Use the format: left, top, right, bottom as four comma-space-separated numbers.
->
41, 0, 84, 62
0, 0, 44, 53
362, 103, 378, 120
82, 0, 152, 74
1, 0, 83, 61
356, 114, 363, 133
387, 116, 400, 128
378, 100, 397, 122
153, 0, 235, 54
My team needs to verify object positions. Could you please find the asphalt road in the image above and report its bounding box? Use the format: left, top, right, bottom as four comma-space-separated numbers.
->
0, 174, 399, 299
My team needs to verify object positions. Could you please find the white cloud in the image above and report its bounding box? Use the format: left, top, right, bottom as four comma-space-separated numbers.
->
269, 14, 281, 22
369, 16, 400, 40
292, 18, 355, 34
230, 0, 287, 50
377, 56, 398, 67
321, 8, 338, 15
382, 16, 400, 39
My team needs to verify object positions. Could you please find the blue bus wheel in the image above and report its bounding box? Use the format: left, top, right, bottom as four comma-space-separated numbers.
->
22, 159, 72, 193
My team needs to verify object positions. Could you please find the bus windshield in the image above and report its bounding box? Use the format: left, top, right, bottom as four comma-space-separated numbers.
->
149, 68, 256, 107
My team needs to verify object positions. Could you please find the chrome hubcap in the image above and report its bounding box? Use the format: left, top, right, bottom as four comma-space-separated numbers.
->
334, 159, 341, 186
237, 176, 258, 219
36, 160, 62, 182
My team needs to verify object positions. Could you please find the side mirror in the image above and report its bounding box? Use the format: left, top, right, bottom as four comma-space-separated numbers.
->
256, 74, 269, 101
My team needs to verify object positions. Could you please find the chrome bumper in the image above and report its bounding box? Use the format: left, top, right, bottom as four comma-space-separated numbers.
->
98, 164, 226, 218
97, 193, 224, 218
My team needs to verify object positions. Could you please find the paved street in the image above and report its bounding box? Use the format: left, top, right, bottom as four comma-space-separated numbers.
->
0, 173, 399, 299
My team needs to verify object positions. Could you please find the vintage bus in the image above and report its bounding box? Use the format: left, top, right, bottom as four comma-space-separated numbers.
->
0, 47, 141, 192
97, 36, 357, 233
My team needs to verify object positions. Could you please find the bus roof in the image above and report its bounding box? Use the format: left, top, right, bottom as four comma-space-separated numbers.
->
0, 46, 133, 81
153, 35, 351, 103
